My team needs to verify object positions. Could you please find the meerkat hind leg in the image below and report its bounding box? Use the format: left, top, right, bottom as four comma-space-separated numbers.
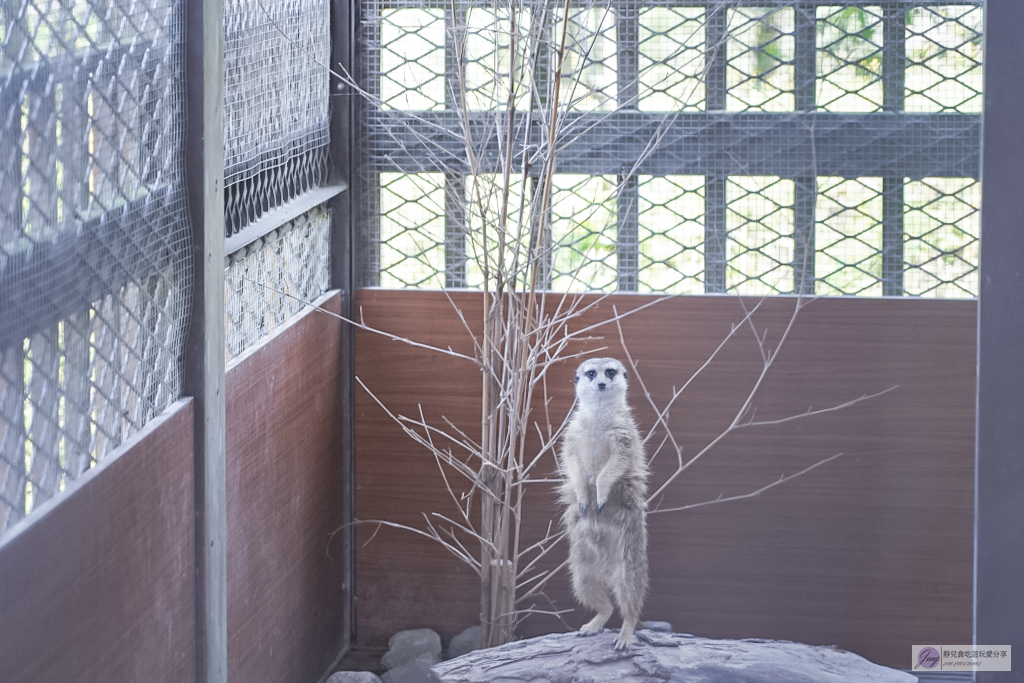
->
613, 618, 637, 650
612, 572, 643, 650
580, 609, 613, 636
573, 571, 614, 636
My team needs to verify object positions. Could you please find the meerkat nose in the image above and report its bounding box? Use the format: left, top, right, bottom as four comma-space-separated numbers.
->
598, 382, 606, 389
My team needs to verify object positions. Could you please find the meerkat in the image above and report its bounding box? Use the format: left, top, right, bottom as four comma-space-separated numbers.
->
557, 357, 649, 650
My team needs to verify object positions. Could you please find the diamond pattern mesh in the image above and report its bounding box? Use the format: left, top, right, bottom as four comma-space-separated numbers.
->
560, 6, 617, 112
465, 7, 534, 110
0, 0, 189, 535
639, 7, 706, 111
225, 206, 331, 361
223, 0, 331, 235
727, 6, 795, 112
462, 174, 532, 289
727, 175, 795, 295
905, 4, 982, 113
378, 172, 446, 288
815, 177, 885, 296
903, 177, 979, 298
551, 174, 618, 291
357, 0, 983, 300
816, 5, 884, 112
638, 175, 704, 294
380, 8, 446, 110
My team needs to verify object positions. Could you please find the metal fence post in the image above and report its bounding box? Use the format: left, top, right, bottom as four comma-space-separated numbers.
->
881, 4, 906, 297
793, 1, 816, 296
976, 0, 1024, 673
331, 0, 357, 651
616, 0, 639, 292
182, 0, 227, 677
703, 3, 727, 294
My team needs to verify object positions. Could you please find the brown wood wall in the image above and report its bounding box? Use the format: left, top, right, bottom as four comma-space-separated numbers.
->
0, 400, 197, 683
354, 289, 976, 669
226, 291, 348, 683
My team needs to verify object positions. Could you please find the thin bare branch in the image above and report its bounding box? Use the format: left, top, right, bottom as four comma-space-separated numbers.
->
352, 519, 482, 574
645, 295, 805, 505
231, 274, 481, 366
516, 558, 569, 603
651, 453, 846, 515
735, 386, 900, 429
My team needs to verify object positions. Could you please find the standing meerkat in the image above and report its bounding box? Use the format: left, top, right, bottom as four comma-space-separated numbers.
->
558, 357, 649, 650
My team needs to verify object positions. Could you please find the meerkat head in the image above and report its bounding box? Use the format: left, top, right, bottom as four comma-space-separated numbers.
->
574, 357, 629, 410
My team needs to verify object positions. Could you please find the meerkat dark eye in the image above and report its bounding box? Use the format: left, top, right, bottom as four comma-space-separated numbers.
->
605, 368, 617, 380
585, 369, 597, 381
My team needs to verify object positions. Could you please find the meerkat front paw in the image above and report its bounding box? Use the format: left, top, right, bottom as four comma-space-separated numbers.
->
594, 477, 611, 516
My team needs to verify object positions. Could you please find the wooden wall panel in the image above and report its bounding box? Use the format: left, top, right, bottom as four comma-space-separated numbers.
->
226, 292, 347, 683
0, 400, 196, 683
354, 290, 975, 669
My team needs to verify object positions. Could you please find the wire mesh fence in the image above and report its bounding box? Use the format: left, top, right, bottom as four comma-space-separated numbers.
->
222, 0, 335, 363
356, 0, 982, 298
0, 0, 191, 534
223, 0, 332, 236
225, 206, 332, 361
0, 0, 335, 538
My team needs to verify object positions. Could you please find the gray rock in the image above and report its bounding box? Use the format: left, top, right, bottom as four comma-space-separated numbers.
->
326, 673, 384, 683
640, 620, 673, 633
446, 626, 482, 660
381, 653, 438, 683
382, 629, 443, 671
428, 631, 918, 683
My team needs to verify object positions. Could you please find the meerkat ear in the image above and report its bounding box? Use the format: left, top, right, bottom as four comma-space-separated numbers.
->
623, 370, 628, 380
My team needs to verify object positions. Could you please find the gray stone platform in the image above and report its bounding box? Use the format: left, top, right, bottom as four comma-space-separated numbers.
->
428, 630, 917, 683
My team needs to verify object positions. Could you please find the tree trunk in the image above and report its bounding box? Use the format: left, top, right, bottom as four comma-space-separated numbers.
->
479, 464, 515, 647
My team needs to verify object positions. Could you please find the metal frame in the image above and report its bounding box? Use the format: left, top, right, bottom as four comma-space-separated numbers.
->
976, 1, 1024, 677
184, 0, 353, 670
363, 111, 980, 178
330, 0, 358, 652
182, 0, 227, 679
358, 0, 983, 293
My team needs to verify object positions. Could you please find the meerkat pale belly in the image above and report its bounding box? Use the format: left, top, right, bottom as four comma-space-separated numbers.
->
557, 357, 649, 650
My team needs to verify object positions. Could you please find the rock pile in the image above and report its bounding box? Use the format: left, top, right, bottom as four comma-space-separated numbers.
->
327, 626, 480, 683
329, 624, 917, 683
429, 630, 918, 683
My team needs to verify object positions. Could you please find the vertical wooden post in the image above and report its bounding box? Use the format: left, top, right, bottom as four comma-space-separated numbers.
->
182, 0, 226, 677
